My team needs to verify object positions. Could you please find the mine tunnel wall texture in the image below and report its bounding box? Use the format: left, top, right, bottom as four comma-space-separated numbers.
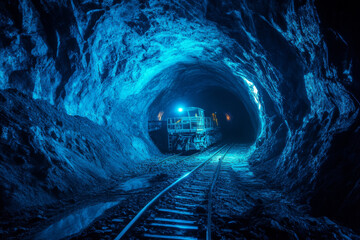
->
1, 0, 360, 228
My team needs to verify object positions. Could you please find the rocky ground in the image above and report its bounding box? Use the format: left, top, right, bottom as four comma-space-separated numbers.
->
3, 143, 356, 240
0, 89, 155, 238
212, 146, 360, 239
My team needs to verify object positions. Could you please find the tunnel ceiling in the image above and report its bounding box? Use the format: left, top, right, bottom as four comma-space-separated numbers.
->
1, 0, 360, 229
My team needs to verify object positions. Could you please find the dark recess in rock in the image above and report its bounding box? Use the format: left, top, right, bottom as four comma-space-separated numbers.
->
9, 70, 34, 95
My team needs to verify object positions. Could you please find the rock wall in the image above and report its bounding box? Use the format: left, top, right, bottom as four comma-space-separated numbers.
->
0, 89, 151, 211
1, 0, 359, 228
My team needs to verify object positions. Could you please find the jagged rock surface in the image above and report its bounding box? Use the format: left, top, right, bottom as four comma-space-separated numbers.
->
0, 0, 359, 231
0, 89, 149, 211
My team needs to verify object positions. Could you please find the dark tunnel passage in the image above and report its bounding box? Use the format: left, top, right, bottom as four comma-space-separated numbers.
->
1, 0, 360, 239
147, 62, 262, 152
175, 87, 259, 142
148, 85, 260, 152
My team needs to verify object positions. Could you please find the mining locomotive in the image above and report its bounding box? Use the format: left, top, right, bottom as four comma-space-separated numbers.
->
167, 107, 221, 151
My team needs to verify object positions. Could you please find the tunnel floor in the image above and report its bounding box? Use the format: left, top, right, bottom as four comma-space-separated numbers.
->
2, 144, 358, 239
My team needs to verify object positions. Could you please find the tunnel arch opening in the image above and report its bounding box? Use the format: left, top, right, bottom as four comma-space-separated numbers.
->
145, 61, 262, 152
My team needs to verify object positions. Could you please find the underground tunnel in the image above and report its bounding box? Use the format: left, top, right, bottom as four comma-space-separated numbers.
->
147, 62, 261, 152
0, 0, 360, 239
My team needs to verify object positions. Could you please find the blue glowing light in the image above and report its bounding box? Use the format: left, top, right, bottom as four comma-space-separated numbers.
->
178, 108, 183, 112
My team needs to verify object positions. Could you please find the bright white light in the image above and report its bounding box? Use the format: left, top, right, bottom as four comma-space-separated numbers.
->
243, 77, 261, 110
178, 108, 183, 112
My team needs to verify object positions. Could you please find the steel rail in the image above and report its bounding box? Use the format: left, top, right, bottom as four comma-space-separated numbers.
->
206, 144, 233, 240
114, 144, 228, 240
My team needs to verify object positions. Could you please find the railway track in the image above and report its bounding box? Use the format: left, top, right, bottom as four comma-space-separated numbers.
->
114, 144, 233, 240
147, 144, 220, 173
67, 144, 229, 240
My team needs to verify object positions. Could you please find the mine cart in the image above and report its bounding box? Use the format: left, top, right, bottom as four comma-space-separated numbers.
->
167, 107, 221, 151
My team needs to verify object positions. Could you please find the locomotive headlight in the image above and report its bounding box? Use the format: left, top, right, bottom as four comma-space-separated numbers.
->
178, 108, 183, 112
